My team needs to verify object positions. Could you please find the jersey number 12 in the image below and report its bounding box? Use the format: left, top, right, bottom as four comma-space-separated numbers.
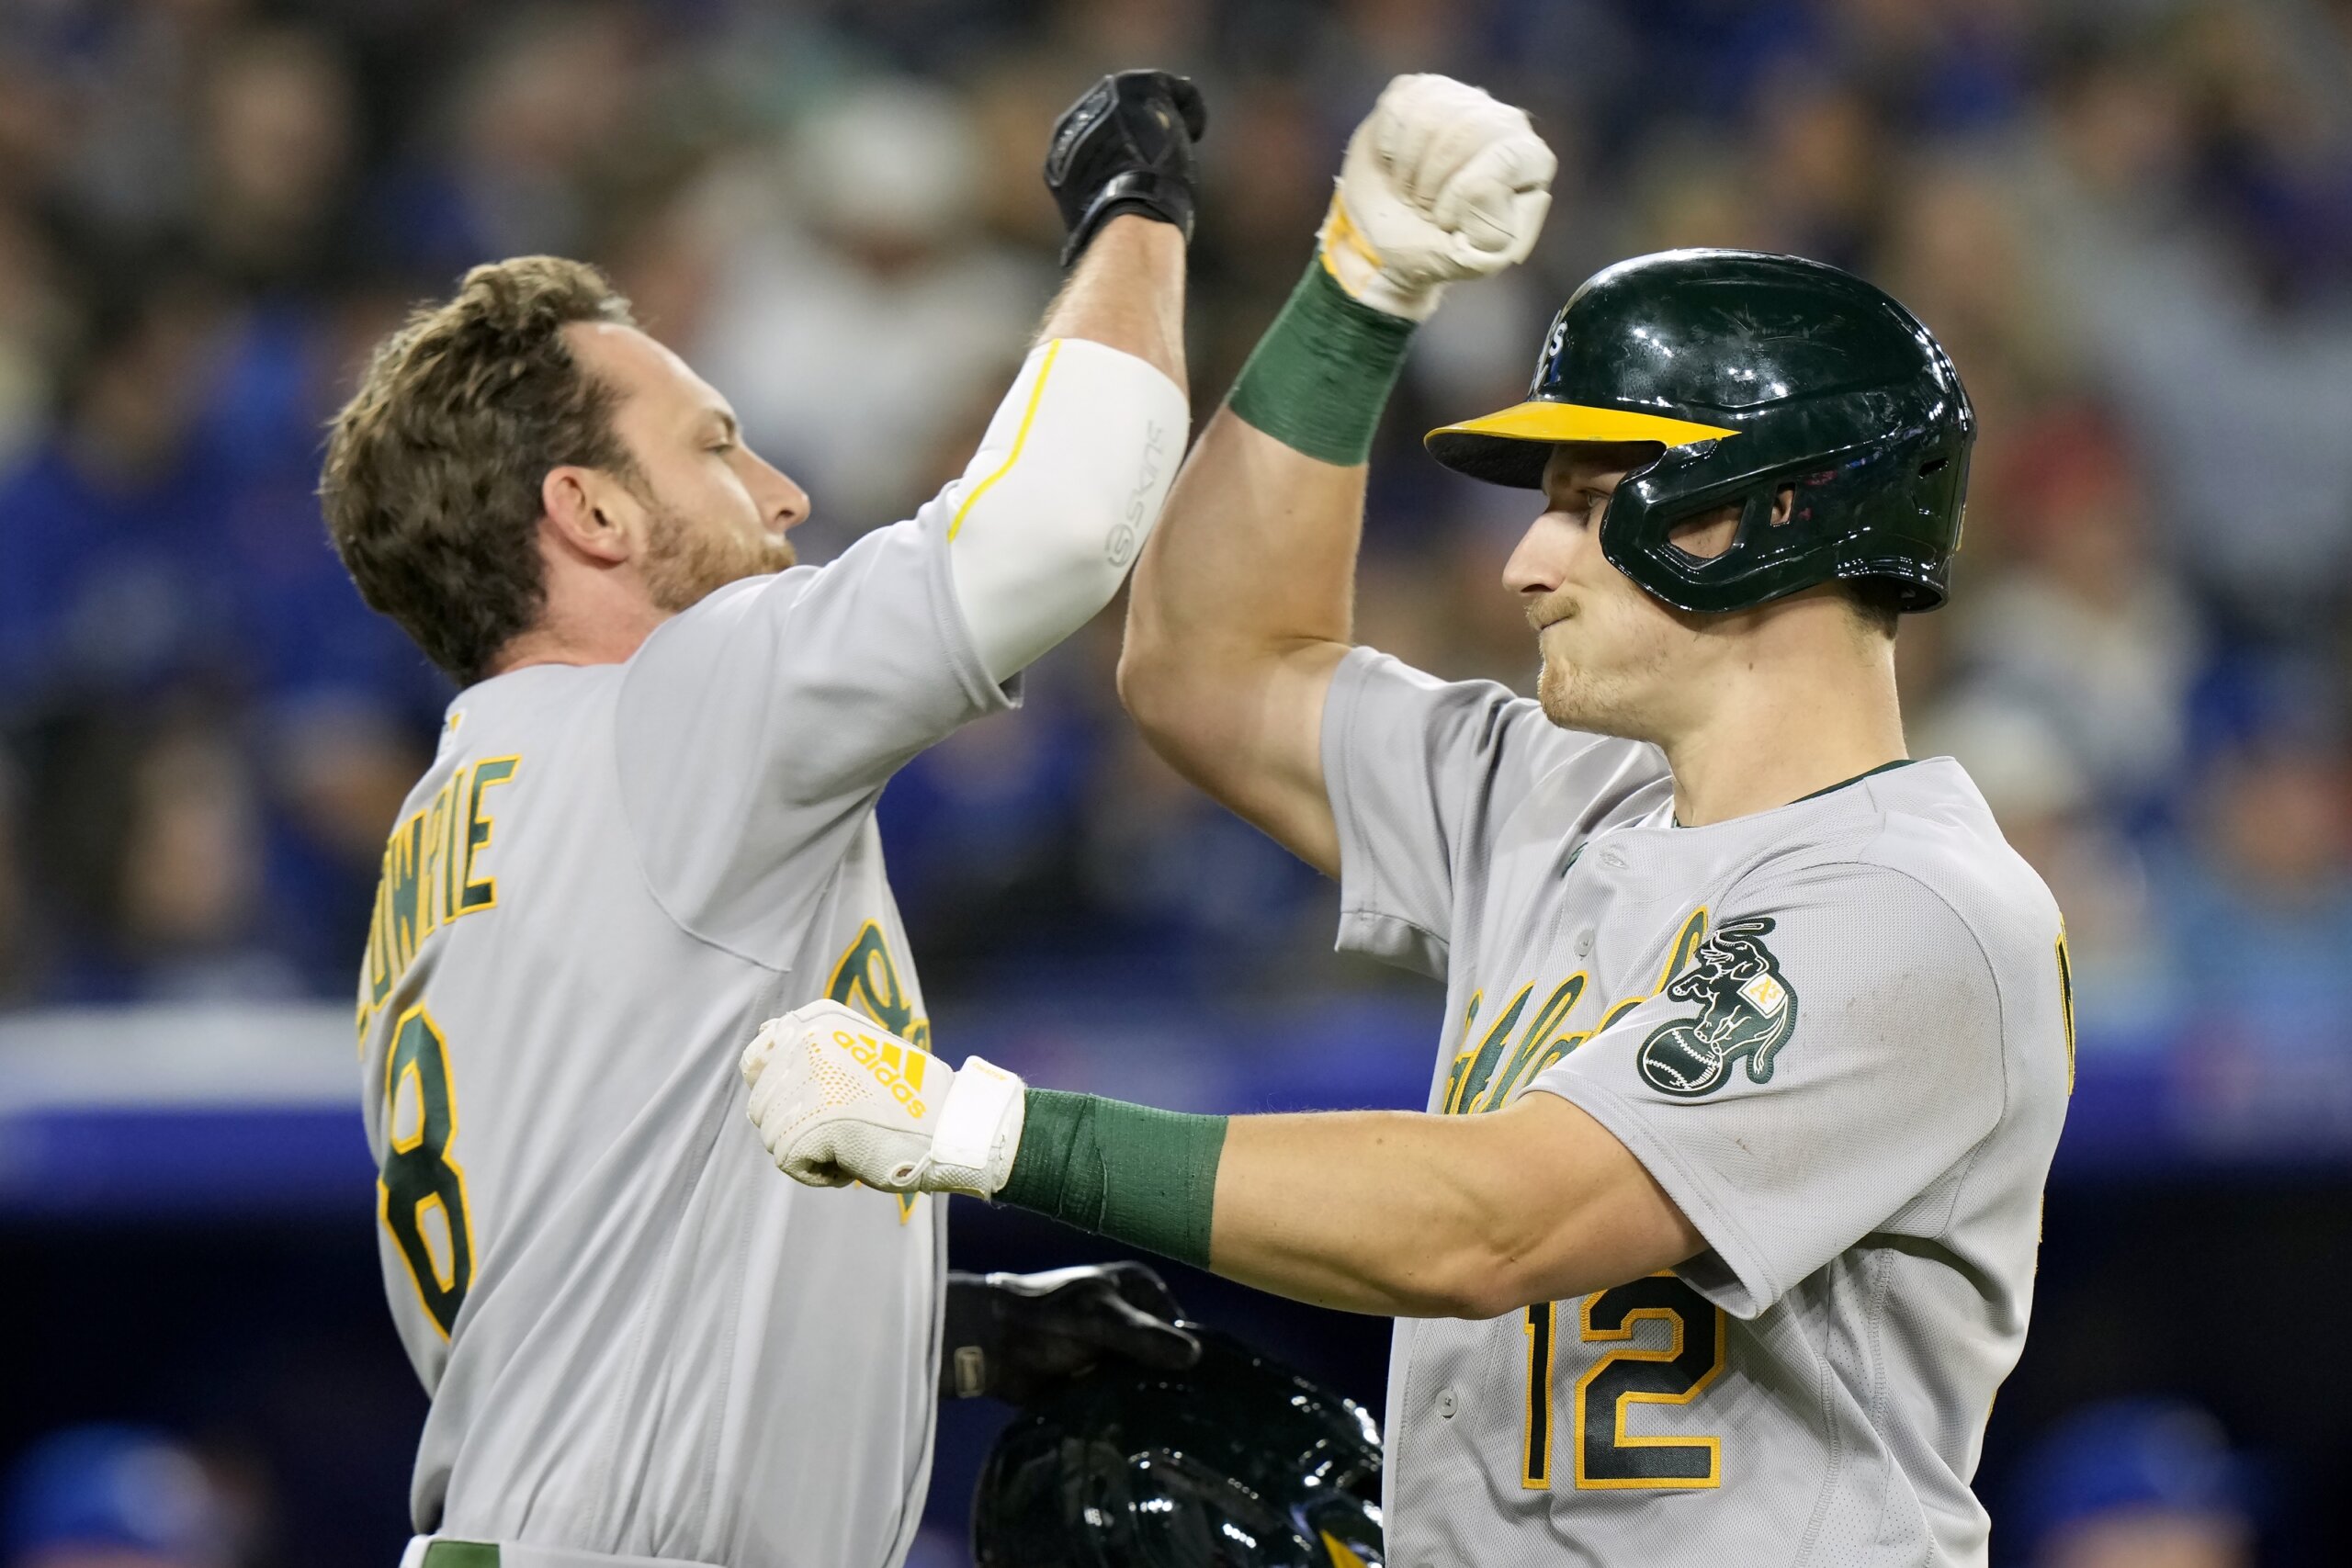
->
379, 1005, 477, 1337
1522, 1273, 1725, 1490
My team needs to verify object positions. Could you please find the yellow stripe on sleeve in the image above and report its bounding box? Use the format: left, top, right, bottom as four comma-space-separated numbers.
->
949, 337, 1063, 541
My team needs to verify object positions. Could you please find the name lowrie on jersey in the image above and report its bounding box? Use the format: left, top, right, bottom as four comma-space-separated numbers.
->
358, 753, 519, 1038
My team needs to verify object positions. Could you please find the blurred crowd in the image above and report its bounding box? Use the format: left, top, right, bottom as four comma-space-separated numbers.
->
4, 0, 2352, 1141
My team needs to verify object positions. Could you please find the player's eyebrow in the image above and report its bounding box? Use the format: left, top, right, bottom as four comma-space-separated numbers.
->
704, 409, 741, 442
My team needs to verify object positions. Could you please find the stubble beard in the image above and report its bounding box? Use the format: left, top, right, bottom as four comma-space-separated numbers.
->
639, 500, 797, 615
1532, 626, 1671, 744
1536, 654, 1627, 735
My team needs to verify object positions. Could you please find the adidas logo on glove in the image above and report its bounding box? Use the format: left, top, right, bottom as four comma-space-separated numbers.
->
836, 1028, 931, 1118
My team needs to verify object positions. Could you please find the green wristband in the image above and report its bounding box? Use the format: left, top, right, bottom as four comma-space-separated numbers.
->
998, 1089, 1229, 1269
1227, 259, 1418, 467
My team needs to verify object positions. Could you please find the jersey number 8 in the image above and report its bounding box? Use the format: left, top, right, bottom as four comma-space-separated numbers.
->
379, 1005, 477, 1337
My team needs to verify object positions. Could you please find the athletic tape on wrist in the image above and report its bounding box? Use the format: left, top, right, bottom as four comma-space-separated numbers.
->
997, 1089, 1228, 1269
929, 1055, 1025, 1192
1227, 259, 1418, 467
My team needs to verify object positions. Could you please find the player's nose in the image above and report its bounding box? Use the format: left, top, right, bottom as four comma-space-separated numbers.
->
746, 449, 811, 533
1502, 508, 1572, 599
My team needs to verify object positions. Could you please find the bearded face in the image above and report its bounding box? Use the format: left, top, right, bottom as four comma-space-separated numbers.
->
562, 321, 810, 623
637, 490, 798, 614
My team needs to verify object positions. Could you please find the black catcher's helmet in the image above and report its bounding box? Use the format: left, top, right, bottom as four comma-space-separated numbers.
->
972, 1328, 1385, 1568
1425, 248, 1973, 615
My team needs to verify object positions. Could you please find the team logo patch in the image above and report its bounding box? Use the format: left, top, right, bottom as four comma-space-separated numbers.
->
1637, 917, 1799, 1098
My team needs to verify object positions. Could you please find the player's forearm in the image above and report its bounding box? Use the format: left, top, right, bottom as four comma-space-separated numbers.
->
1037, 214, 1188, 393
1206, 1100, 1707, 1318
944, 202, 1192, 690
1205, 1107, 1557, 1318
742, 1004, 1701, 1320
1114, 277, 1413, 858
1119, 266, 1410, 703
1114, 406, 1359, 868
993, 1088, 1700, 1322
935, 75, 1202, 682
1122, 73, 1555, 774
945, 332, 1188, 682
1122, 405, 1364, 694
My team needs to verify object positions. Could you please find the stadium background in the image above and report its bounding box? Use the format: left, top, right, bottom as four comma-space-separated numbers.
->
3, 0, 2349, 1562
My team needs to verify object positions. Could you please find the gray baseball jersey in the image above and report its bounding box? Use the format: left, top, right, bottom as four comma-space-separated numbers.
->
356, 503, 1011, 1565
1321, 648, 2071, 1568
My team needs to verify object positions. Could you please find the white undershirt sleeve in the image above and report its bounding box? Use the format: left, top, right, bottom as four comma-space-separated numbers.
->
943, 337, 1190, 682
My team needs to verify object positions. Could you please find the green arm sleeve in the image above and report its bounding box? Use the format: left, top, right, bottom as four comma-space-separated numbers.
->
996, 1089, 1230, 1269
1227, 260, 1417, 467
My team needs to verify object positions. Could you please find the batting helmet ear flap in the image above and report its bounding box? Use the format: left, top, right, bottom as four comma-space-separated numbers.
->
1600, 426, 1953, 614
1645, 475, 1786, 577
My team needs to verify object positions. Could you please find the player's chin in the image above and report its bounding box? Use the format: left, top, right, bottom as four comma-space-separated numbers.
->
1534, 660, 1581, 729
644, 514, 799, 612
704, 538, 797, 597
1536, 659, 1623, 737
723, 528, 797, 580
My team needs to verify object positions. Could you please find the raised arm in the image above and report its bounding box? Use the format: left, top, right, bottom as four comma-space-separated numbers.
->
944, 71, 1201, 684
1118, 405, 1366, 874
611, 73, 1206, 954
1118, 75, 1555, 874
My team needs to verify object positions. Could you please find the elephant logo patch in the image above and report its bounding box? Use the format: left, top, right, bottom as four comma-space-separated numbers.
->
1637, 917, 1799, 1098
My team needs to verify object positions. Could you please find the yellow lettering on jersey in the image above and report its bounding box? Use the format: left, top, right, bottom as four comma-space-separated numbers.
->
1445, 984, 1531, 1114
356, 755, 524, 1042
1439, 991, 1484, 1114
1521, 1300, 1558, 1487
442, 768, 467, 923
388, 812, 421, 974
825, 920, 933, 1052
1475, 974, 1589, 1113
459, 757, 519, 912
417, 795, 445, 944
1447, 908, 1712, 1111
379, 1004, 478, 1337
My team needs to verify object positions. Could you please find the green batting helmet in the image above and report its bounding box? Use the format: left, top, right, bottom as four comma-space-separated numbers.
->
972, 1327, 1385, 1567
1425, 248, 1973, 615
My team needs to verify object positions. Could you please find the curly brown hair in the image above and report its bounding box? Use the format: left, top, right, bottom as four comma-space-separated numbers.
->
321, 256, 639, 683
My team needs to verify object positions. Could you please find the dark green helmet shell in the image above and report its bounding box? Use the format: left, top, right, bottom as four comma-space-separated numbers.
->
972, 1327, 1385, 1567
1425, 249, 1973, 615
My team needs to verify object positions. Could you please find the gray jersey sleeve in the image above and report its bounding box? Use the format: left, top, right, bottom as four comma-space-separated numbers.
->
1320, 647, 1659, 978
1526, 858, 2009, 1318
616, 500, 1014, 956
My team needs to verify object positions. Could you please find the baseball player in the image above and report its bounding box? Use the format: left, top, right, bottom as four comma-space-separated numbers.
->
322, 72, 1210, 1568
741, 75, 2072, 1567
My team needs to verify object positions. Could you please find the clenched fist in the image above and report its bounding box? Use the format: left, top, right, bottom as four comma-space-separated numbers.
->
1043, 69, 1208, 266
1320, 73, 1556, 321
740, 1000, 1027, 1197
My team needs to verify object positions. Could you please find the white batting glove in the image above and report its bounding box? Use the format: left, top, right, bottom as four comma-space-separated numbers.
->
739, 999, 1027, 1198
1319, 73, 1556, 321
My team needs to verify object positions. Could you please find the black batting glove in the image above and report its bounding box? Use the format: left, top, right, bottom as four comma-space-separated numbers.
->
941, 1262, 1202, 1404
1043, 70, 1208, 267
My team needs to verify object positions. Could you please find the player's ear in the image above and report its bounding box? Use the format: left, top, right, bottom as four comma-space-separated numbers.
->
541, 463, 636, 566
